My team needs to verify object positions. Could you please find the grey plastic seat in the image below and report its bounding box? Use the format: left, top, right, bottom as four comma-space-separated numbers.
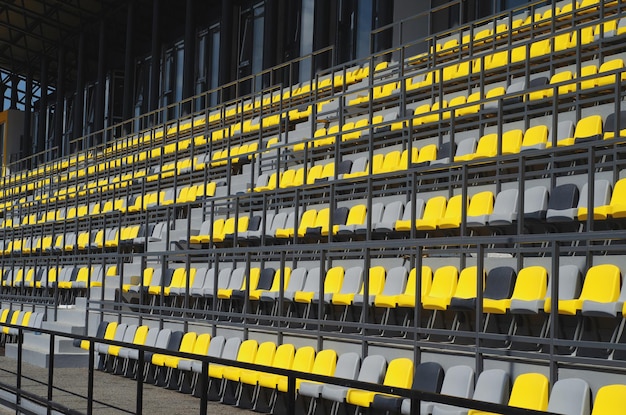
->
27, 312, 44, 329
374, 201, 405, 233
548, 120, 574, 146
261, 267, 308, 302
466, 369, 509, 412
322, 354, 382, 404
511, 264, 580, 314
143, 328, 173, 362
523, 186, 549, 222
184, 335, 226, 373
453, 137, 478, 162
170, 267, 208, 296
487, 188, 519, 226
193, 267, 232, 297
346, 157, 368, 177
134, 222, 167, 245
299, 351, 357, 403
430, 365, 476, 415
394, 199, 426, 231
546, 378, 590, 415
119, 326, 160, 360
330, 266, 363, 304
129, 268, 162, 294
576, 180, 611, 220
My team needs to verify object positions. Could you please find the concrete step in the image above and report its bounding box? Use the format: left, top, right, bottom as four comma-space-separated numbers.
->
5, 343, 89, 369
42, 321, 85, 336
22, 333, 81, 354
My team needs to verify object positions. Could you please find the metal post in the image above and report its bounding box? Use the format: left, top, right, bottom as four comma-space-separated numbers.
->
182, 0, 196, 112
122, 0, 136, 127
87, 342, 95, 415
73, 32, 85, 142
94, 19, 106, 146
149, 0, 161, 117
55, 45, 65, 155
136, 349, 144, 415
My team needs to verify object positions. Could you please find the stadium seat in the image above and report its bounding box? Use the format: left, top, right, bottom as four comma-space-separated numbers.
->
547, 378, 590, 415
468, 372, 548, 415
590, 384, 626, 415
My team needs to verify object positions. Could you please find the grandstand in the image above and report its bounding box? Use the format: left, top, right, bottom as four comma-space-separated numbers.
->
0, 0, 626, 413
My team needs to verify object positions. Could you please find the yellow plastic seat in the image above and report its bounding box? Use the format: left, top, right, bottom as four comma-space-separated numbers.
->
346, 358, 413, 408
592, 178, 626, 219
484, 266, 547, 314
550, 115, 603, 147
393, 266, 434, 308
422, 266, 459, 310
591, 384, 626, 415
438, 194, 469, 229
468, 372, 549, 415
545, 264, 621, 315
415, 196, 448, 231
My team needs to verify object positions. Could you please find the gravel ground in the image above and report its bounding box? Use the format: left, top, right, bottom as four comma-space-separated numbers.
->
0, 356, 255, 415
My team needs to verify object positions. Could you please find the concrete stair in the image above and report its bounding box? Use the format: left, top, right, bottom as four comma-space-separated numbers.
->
5, 298, 94, 368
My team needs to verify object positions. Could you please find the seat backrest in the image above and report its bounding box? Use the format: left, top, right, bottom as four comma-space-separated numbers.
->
453, 266, 483, 300
591, 384, 626, 415
508, 373, 549, 411
227, 267, 246, 290
300, 267, 321, 292
334, 352, 361, 380
467, 191, 494, 217
577, 180, 611, 210
236, 339, 259, 363
429, 266, 459, 298
412, 361, 444, 392
254, 341, 277, 366
221, 337, 243, 360
207, 336, 226, 358
338, 266, 363, 295
154, 328, 173, 349
483, 266, 516, 300
579, 264, 621, 303
383, 358, 414, 388
491, 188, 518, 219
512, 266, 548, 301
546, 265, 581, 301
379, 266, 408, 296
524, 186, 549, 217
356, 355, 387, 383
256, 268, 276, 291
548, 183, 579, 212
143, 327, 160, 347
547, 378, 590, 415
472, 369, 510, 405
285, 267, 308, 292
438, 365, 475, 403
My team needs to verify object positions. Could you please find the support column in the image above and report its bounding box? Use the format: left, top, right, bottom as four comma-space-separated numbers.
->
0, 83, 6, 112
23, 72, 32, 160
313, 0, 334, 72
73, 32, 85, 142
94, 19, 107, 145
10, 74, 18, 110
148, 0, 161, 117
263, 0, 279, 75
374, 0, 393, 56
218, 0, 233, 97
122, 0, 136, 127
54, 45, 65, 156
37, 56, 48, 156
182, 0, 196, 114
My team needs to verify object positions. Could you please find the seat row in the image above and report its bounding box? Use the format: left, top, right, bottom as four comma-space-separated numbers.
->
185, 176, 626, 250
81, 320, 626, 415
0, 308, 44, 345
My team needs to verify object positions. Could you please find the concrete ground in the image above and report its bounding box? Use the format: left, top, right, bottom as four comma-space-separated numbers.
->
0, 355, 254, 415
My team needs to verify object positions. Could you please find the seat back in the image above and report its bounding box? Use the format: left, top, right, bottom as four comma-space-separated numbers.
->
579, 264, 621, 303
483, 266, 516, 300
472, 369, 510, 405
356, 355, 387, 383
591, 384, 626, 415
508, 373, 549, 411
547, 378, 590, 415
